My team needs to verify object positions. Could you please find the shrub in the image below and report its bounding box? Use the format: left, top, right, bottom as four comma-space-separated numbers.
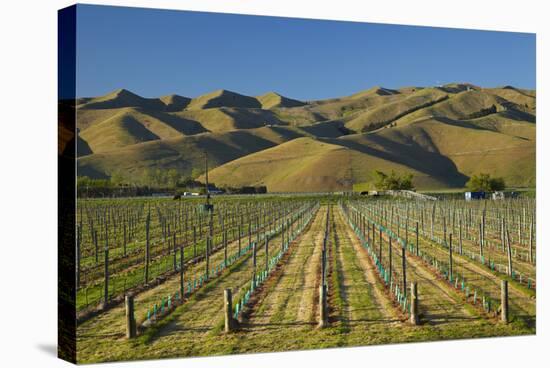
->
466, 173, 506, 192
373, 170, 414, 190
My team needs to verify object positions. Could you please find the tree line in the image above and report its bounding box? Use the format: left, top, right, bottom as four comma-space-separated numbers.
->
371, 170, 506, 192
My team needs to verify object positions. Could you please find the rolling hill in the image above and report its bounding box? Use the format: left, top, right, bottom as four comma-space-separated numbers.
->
75, 84, 536, 191
257, 92, 306, 109
186, 89, 261, 110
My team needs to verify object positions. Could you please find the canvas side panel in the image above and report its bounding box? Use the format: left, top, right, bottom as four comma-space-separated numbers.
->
58, 4, 77, 364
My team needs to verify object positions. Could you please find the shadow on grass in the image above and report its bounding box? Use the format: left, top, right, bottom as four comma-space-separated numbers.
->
241, 321, 316, 331
141, 247, 256, 345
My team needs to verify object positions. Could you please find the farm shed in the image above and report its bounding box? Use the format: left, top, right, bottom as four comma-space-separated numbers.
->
465, 191, 486, 200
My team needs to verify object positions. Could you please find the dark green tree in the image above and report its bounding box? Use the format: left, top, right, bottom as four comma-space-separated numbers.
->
110, 170, 125, 186
466, 173, 506, 192
167, 169, 180, 188
191, 167, 203, 180
373, 170, 414, 190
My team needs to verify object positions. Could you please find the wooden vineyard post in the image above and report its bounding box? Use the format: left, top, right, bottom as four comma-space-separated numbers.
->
281, 220, 285, 252
198, 212, 202, 237
379, 227, 383, 261
224, 228, 228, 267
390, 206, 394, 234
193, 226, 197, 260
410, 282, 419, 325
431, 203, 435, 239
145, 209, 150, 285
166, 223, 171, 254
405, 217, 408, 250
402, 246, 407, 295
238, 223, 242, 254
76, 224, 81, 289
388, 237, 393, 286
501, 218, 506, 253
501, 280, 509, 323
256, 217, 260, 246
248, 222, 252, 248
520, 209, 524, 247
370, 222, 374, 248
479, 222, 484, 260
104, 232, 109, 308
321, 246, 326, 290
123, 220, 127, 257
287, 218, 291, 244
224, 289, 234, 332
397, 216, 400, 238
459, 218, 463, 255
443, 216, 447, 246
180, 245, 185, 298
173, 232, 177, 272
449, 233, 453, 282
421, 209, 424, 233
482, 210, 486, 253
529, 217, 534, 264
319, 284, 327, 328
321, 206, 328, 294
94, 229, 99, 265
125, 294, 136, 339
265, 235, 269, 273
252, 241, 257, 288
415, 222, 419, 256
209, 208, 214, 242
183, 212, 187, 248
205, 237, 210, 280
506, 225, 513, 277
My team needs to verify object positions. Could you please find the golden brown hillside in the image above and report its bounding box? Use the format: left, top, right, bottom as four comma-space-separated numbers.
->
76, 84, 536, 191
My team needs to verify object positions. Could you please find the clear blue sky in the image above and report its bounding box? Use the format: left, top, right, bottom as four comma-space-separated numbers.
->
75, 4, 536, 100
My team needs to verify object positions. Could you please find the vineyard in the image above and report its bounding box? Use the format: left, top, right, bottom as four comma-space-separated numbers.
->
75, 195, 536, 363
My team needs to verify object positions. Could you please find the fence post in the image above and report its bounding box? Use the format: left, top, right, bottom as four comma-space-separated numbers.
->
410, 282, 419, 325
265, 236, 269, 272
415, 221, 419, 256
103, 232, 109, 308
479, 222, 484, 260
449, 233, 453, 282
505, 226, 513, 277
379, 227, 383, 260
402, 246, 407, 295
501, 280, 509, 323
252, 242, 257, 288
145, 209, 150, 285
180, 245, 185, 298
193, 226, 197, 259
125, 294, 136, 338
224, 228, 228, 267
205, 237, 210, 280
224, 289, 234, 332
372, 223, 375, 249
388, 237, 392, 286
529, 217, 534, 264
173, 232, 177, 272
319, 284, 327, 328
459, 218, 463, 255
238, 223, 242, 254
76, 224, 81, 289
282, 220, 285, 251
